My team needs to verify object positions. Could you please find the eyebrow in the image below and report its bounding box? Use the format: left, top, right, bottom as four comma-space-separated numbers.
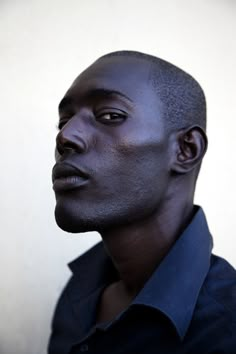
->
58, 88, 133, 112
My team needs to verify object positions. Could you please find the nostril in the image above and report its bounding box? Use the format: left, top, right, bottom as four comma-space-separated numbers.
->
56, 131, 87, 155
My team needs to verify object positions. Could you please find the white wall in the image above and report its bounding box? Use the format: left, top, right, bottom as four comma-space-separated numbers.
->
0, 0, 235, 353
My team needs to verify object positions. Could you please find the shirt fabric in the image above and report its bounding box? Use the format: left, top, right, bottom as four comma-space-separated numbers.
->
48, 207, 236, 354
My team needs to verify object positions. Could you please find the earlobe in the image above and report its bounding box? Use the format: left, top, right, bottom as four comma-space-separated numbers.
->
171, 126, 208, 174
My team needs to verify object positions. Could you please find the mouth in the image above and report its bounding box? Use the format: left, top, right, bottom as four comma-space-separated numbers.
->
52, 163, 89, 192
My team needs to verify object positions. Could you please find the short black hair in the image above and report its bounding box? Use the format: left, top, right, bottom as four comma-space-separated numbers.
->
101, 51, 206, 133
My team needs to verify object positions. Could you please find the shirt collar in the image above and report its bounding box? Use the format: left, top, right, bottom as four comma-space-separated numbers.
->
133, 206, 213, 339
69, 206, 213, 340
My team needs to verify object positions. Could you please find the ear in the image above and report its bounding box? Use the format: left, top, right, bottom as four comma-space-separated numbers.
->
171, 126, 208, 174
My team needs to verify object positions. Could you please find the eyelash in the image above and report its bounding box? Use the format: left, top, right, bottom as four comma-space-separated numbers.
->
56, 120, 68, 130
96, 112, 127, 124
57, 110, 127, 130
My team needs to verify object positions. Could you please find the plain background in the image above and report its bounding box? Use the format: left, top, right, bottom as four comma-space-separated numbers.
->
0, 0, 236, 353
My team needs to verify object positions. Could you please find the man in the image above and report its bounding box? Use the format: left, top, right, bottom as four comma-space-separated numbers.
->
48, 51, 236, 354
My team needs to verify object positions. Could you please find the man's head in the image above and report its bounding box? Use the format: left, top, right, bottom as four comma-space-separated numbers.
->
52, 51, 207, 233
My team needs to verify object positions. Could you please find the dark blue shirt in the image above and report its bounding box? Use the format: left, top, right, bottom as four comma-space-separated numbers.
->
48, 207, 236, 353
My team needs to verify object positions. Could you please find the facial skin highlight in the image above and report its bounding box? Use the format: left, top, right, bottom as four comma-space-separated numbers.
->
53, 56, 175, 233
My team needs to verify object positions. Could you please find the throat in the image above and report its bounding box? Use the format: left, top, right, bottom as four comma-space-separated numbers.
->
96, 281, 135, 324
100, 202, 195, 293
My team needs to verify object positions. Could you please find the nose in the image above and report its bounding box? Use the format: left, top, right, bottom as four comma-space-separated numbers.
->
56, 116, 88, 156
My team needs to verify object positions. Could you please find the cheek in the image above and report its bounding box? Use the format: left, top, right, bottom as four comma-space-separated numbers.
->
114, 135, 170, 171
106, 141, 170, 191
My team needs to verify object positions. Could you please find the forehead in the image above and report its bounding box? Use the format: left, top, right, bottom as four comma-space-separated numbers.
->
65, 56, 159, 106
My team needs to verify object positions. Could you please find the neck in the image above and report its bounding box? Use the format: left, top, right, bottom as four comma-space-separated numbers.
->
100, 200, 194, 296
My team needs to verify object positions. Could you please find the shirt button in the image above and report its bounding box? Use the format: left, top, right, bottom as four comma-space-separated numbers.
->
80, 343, 89, 352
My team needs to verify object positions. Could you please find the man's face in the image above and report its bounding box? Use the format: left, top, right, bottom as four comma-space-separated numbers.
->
53, 56, 172, 233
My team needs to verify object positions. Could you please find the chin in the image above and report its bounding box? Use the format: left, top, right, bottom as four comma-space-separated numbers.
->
54, 196, 151, 234
54, 203, 124, 234
54, 209, 94, 233
54, 202, 108, 233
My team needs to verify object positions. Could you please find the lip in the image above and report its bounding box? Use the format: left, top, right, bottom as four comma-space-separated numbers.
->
52, 163, 89, 192
53, 175, 88, 192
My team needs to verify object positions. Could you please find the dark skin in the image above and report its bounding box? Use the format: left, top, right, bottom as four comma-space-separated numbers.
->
52, 55, 207, 323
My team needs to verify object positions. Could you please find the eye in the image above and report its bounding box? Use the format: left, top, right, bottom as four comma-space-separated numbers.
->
96, 111, 127, 125
57, 119, 69, 130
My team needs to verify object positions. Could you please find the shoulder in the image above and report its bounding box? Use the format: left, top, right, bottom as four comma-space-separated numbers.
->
205, 254, 236, 318
188, 254, 236, 352
51, 241, 114, 318
48, 243, 105, 349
